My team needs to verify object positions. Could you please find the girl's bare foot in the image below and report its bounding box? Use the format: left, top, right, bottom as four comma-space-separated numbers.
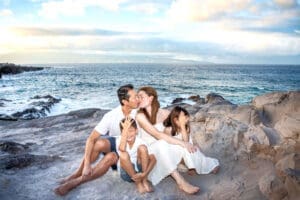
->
142, 179, 154, 193
210, 166, 220, 174
188, 169, 197, 176
178, 182, 200, 194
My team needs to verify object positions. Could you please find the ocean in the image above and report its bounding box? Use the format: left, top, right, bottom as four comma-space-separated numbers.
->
1, 63, 299, 117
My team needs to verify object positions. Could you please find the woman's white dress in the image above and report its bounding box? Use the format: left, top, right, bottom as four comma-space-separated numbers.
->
139, 123, 219, 185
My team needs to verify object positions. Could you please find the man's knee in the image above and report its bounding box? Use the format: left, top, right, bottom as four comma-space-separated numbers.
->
94, 139, 110, 152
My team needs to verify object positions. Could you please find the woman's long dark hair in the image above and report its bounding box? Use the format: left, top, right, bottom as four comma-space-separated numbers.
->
163, 106, 190, 136
138, 86, 160, 125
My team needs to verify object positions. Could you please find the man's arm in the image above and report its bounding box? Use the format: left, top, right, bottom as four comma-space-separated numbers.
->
82, 129, 100, 176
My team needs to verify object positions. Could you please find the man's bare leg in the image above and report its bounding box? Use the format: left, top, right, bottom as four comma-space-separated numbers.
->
59, 138, 111, 184
171, 170, 200, 194
55, 152, 118, 196
119, 151, 146, 194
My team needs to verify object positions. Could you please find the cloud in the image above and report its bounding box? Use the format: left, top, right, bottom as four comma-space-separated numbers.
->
273, 0, 298, 8
38, 0, 127, 19
0, 9, 13, 17
10, 27, 124, 36
167, 0, 251, 22
125, 3, 160, 15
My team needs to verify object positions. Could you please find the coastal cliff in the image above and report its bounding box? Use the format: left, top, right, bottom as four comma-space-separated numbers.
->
0, 91, 299, 200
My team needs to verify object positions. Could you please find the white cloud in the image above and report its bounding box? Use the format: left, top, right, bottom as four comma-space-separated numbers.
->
0, 9, 13, 17
38, 0, 127, 19
167, 0, 251, 23
125, 3, 160, 15
273, 0, 298, 8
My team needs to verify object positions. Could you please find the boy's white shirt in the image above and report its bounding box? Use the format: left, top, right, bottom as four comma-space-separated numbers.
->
116, 135, 147, 172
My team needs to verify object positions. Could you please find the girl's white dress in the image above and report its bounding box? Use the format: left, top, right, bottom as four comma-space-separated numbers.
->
139, 123, 219, 185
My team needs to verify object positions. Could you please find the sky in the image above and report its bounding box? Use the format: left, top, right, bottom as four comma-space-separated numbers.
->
0, 0, 300, 64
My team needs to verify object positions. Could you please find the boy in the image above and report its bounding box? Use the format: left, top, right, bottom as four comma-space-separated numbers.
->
117, 117, 156, 194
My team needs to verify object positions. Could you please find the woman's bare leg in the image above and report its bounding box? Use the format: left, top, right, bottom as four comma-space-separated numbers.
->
171, 170, 200, 194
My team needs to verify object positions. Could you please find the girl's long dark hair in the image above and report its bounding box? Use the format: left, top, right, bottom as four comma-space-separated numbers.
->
163, 106, 190, 136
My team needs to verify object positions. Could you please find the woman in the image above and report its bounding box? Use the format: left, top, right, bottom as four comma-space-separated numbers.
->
163, 106, 219, 175
136, 86, 200, 194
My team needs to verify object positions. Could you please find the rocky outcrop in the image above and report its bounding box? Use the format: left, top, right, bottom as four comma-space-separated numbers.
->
0, 91, 299, 199
0, 63, 44, 77
0, 95, 61, 120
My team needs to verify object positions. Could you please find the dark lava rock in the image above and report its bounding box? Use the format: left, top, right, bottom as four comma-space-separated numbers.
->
172, 97, 185, 104
0, 63, 43, 75
0, 141, 29, 154
0, 153, 60, 170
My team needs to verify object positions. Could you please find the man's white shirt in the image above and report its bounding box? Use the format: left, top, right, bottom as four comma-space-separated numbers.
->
94, 105, 137, 137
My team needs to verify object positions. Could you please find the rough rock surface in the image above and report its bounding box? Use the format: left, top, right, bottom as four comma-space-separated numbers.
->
0, 91, 299, 200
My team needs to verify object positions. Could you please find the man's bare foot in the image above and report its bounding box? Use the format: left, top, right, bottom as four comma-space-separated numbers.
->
188, 169, 197, 176
178, 182, 200, 194
58, 175, 75, 184
142, 179, 154, 193
54, 186, 68, 196
136, 182, 147, 194
210, 166, 220, 174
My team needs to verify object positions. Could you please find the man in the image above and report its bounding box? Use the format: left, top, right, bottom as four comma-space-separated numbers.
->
55, 84, 139, 196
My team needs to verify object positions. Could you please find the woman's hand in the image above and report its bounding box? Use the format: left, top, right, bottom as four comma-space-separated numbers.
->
182, 141, 197, 153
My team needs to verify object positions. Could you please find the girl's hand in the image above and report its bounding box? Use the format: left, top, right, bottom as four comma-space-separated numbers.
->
178, 111, 189, 129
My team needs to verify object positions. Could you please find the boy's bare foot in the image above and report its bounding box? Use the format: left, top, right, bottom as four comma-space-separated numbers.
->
136, 182, 147, 194
187, 169, 197, 176
178, 182, 200, 194
142, 179, 154, 193
211, 166, 220, 174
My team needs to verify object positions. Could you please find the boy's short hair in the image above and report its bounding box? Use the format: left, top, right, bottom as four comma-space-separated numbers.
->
119, 118, 138, 132
117, 84, 134, 106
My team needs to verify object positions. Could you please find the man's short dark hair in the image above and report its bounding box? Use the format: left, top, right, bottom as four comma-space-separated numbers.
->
117, 84, 134, 106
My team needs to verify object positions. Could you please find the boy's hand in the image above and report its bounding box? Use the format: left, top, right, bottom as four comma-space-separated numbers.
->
121, 117, 133, 137
132, 172, 145, 182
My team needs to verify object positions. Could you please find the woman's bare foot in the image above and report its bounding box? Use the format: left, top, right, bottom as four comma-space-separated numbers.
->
178, 181, 200, 194
210, 166, 220, 174
188, 169, 197, 176
136, 182, 147, 194
142, 179, 154, 193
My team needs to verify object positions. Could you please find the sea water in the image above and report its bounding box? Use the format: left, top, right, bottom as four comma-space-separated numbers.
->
0, 63, 299, 117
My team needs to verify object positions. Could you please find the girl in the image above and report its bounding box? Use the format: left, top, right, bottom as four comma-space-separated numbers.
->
163, 106, 220, 175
